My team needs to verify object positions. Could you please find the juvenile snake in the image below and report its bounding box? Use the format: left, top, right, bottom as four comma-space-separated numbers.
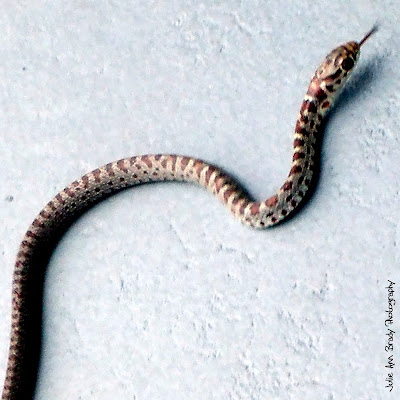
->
2, 28, 376, 399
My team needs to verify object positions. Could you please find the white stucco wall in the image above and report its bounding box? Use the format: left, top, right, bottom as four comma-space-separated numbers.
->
0, 1, 399, 399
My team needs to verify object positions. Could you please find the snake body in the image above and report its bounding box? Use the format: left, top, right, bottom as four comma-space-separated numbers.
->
2, 29, 376, 399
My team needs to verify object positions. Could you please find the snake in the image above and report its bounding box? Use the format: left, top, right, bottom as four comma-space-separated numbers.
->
1, 27, 377, 399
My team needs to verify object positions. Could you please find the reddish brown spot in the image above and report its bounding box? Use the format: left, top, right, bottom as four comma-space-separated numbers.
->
281, 181, 293, 191
239, 203, 247, 214
120, 177, 125, 182
295, 121, 310, 136
293, 139, 305, 148
295, 120, 303, 132
161, 158, 167, 168
223, 189, 234, 203
105, 163, 115, 176
194, 160, 204, 175
81, 175, 89, 189
141, 155, 153, 168
322, 101, 330, 109
293, 152, 305, 161
205, 166, 216, 184
26, 230, 36, 239
21, 240, 33, 248
180, 157, 190, 170
64, 188, 75, 198
154, 154, 162, 161
92, 169, 101, 183
265, 195, 278, 207
289, 165, 302, 175
170, 155, 177, 172
55, 193, 65, 204
271, 216, 277, 223
130, 156, 137, 165
250, 202, 260, 215
115, 160, 126, 173
152, 172, 158, 176
281, 209, 288, 216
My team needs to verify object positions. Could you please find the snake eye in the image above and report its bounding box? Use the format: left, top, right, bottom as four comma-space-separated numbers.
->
341, 57, 354, 71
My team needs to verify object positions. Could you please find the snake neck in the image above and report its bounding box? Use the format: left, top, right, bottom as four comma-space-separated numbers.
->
241, 62, 351, 228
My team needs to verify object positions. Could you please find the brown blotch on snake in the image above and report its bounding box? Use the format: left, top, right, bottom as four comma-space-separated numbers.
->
282, 181, 293, 191
92, 169, 101, 182
289, 165, 303, 175
293, 138, 305, 148
293, 152, 306, 160
1, 27, 378, 400
265, 195, 278, 207
141, 155, 153, 168
117, 159, 129, 173
180, 156, 190, 169
250, 202, 260, 215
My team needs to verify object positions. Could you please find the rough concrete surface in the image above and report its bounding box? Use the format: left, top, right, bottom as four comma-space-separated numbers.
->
0, 1, 399, 399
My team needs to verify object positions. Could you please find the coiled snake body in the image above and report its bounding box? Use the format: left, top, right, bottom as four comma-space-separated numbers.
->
2, 28, 376, 399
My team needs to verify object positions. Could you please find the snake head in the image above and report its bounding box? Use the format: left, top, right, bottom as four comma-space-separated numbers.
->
315, 26, 377, 83
316, 42, 360, 82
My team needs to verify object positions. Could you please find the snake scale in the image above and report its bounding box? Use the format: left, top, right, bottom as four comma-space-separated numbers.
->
2, 28, 376, 399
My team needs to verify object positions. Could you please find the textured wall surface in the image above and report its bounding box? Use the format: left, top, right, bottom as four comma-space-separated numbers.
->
0, 1, 399, 399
